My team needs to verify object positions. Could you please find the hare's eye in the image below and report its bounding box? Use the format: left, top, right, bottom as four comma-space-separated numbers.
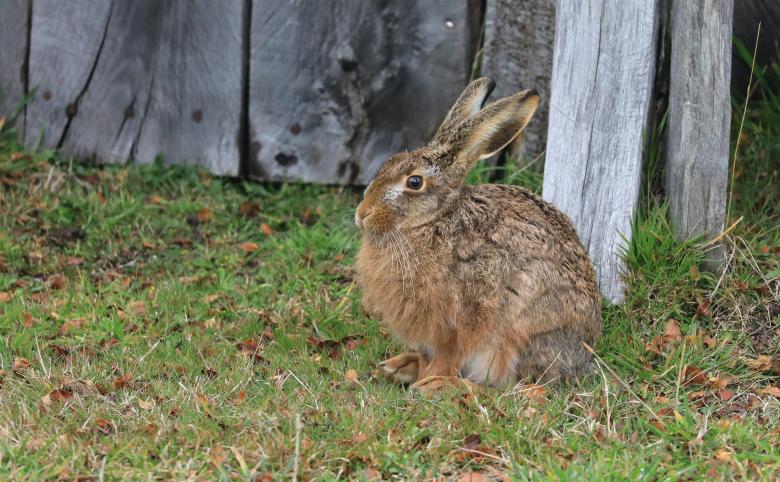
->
406, 175, 423, 190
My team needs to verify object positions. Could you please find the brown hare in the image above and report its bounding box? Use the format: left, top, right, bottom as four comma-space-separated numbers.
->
355, 78, 601, 391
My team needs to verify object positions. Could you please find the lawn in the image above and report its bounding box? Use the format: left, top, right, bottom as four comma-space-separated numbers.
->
1, 96, 779, 480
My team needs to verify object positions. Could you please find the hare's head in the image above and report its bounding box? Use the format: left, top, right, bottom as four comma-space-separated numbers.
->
355, 78, 539, 236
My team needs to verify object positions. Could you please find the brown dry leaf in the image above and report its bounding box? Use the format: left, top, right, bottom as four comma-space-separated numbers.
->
714, 449, 735, 464
664, 319, 682, 342
12, 357, 30, 373
688, 391, 707, 400
138, 398, 154, 410
745, 355, 774, 372
49, 387, 74, 403
695, 300, 712, 319
464, 433, 482, 450
239, 241, 258, 253
205, 293, 222, 304
209, 446, 227, 467
126, 301, 147, 317
717, 389, 735, 401
352, 432, 368, 444
113, 373, 132, 390
522, 383, 547, 400
361, 468, 380, 481
196, 208, 214, 222
345, 369, 358, 382
230, 390, 247, 406
22, 312, 35, 328
683, 366, 707, 386
703, 336, 718, 349
148, 195, 165, 205
0, 291, 10, 303
760, 386, 780, 398
239, 201, 260, 218
710, 374, 732, 391
457, 473, 493, 482
59, 318, 86, 335
48, 275, 67, 290
65, 256, 85, 267
261, 223, 273, 236
95, 418, 113, 434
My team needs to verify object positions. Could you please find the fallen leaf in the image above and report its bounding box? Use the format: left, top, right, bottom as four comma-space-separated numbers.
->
12, 357, 30, 373
717, 389, 734, 401
522, 383, 547, 400
714, 449, 734, 464
457, 472, 492, 482
261, 223, 273, 236
352, 432, 368, 444
59, 318, 86, 335
361, 468, 380, 481
345, 369, 358, 382
239, 201, 260, 217
703, 336, 718, 349
49, 387, 74, 402
710, 374, 731, 390
683, 366, 707, 386
48, 275, 67, 290
239, 241, 258, 253
464, 433, 482, 450
113, 373, 132, 390
760, 386, 780, 398
148, 195, 165, 205
664, 319, 682, 342
695, 300, 712, 319
126, 301, 146, 317
209, 446, 227, 467
22, 312, 35, 328
95, 418, 113, 434
137, 398, 154, 410
196, 208, 214, 222
0, 292, 10, 303
746, 355, 774, 372
65, 256, 85, 267
230, 390, 246, 406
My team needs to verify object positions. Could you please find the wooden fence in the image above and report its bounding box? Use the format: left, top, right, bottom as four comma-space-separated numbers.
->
0, 0, 769, 302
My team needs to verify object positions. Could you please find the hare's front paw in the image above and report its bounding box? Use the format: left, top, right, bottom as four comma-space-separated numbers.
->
380, 352, 426, 384
411, 375, 476, 393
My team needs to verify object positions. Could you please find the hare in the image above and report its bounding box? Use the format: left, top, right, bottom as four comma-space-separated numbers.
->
354, 78, 601, 391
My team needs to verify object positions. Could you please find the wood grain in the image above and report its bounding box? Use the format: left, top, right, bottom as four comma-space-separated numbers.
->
0, 0, 30, 131
543, 0, 661, 303
24, 0, 243, 175
481, 0, 555, 160
666, 0, 733, 267
247, 0, 471, 184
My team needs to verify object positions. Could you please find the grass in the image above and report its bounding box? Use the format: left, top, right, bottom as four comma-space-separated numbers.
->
0, 95, 779, 481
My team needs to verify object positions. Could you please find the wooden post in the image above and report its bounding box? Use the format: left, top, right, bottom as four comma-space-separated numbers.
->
481, 0, 555, 160
0, 0, 30, 129
543, 0, 661, 303
666, 0, 734, 267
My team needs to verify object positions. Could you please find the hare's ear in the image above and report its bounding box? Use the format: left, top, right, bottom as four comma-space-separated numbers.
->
432, 77, 496, 143
443, 89, 539, 184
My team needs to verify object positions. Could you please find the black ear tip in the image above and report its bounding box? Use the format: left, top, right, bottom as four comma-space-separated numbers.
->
525, 88, 539, 98
486, 79, 496, 96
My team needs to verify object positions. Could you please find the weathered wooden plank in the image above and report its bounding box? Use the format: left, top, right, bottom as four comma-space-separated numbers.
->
0, 0, 30, 129
24, 0, 242, 175
543, 0, 661, 303
481, 0, 555, 160
247, 0, 471, 184
666, 0, 733, 267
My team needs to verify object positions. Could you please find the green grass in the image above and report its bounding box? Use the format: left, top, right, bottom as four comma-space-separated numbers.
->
1, 102, 779, 480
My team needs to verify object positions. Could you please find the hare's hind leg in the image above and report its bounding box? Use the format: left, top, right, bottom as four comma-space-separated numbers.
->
515, 328, 593, 384
380, 351, 429, 384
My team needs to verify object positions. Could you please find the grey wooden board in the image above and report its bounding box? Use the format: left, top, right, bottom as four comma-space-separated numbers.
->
23, 0, 243, 175
0, 0, 30, 130
481, 0, 555, 160
247, 0, 471, 184
543, 0, 661, 303
666, 0, 733, 266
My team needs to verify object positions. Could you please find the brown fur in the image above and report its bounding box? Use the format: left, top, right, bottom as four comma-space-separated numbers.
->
355, 78, 601, 388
